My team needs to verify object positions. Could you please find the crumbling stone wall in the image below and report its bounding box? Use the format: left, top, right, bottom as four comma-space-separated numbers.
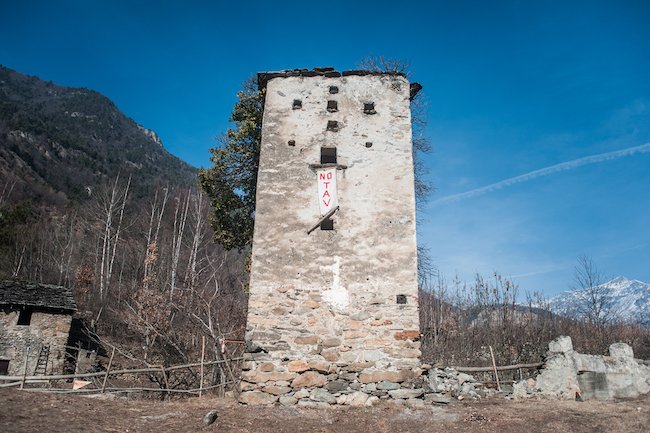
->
0, 309, 72, 375
515, 336, 650, 400
241, 70, 420, 405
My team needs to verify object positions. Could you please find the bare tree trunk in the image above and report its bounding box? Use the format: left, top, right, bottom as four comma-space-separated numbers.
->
170, 190, 190, 299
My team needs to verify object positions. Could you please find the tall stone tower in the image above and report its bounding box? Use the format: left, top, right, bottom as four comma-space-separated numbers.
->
240, 68, 422, 405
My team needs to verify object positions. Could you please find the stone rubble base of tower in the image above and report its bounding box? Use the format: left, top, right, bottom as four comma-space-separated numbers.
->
238, 336, 650, 406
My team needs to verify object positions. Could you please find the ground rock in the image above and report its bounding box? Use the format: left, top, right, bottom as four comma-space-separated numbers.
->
202, 410, 218, 425
425, 393, 452, 404
457, 373, 474, 385
238, 391, 278, 405
297, 400, 330, 409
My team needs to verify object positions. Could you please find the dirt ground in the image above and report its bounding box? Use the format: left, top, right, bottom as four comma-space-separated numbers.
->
0, 389, 648, 433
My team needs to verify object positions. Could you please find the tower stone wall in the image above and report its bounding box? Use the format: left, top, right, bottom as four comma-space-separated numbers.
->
240, 68, 422, 406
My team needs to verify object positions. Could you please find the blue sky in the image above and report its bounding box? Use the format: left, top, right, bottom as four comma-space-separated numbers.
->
2, 0, 649, 296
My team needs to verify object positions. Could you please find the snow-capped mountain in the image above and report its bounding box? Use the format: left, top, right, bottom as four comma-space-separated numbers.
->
548, 277, 650, 324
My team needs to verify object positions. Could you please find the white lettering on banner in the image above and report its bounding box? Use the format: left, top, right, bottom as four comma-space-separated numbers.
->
317, 168, 337, 214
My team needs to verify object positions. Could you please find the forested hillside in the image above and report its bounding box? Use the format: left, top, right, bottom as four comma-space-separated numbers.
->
0, 66, 247, 369
0, 65, 196, 205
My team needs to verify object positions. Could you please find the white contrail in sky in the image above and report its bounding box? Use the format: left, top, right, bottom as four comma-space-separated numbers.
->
431, 142, 650, 206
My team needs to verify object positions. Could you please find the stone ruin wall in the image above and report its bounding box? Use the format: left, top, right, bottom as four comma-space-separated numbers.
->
240, 71, 422, 406
0, 310, 72, 376
524, 336, 650, 400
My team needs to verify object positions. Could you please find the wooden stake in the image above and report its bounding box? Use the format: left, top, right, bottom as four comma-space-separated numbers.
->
159, 365, 170, 400
199, 336, 205, 398
20, 347, 30, 390
101, 347, 115, 394
489, 345, 501, 392
307, 206, 339, 234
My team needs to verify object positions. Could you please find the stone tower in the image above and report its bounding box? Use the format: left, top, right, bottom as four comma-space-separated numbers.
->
240, 68, 422, 405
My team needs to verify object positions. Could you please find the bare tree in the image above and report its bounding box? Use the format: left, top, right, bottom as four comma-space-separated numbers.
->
571, 255, 612, 326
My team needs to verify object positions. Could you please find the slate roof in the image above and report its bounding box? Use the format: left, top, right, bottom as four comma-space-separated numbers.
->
257, 67, 422, 100
0, 280, 77, 312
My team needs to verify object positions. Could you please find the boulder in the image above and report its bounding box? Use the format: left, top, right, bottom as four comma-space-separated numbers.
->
609, 343, 634, 358
548, 336, 573, 354
202, 410, 218, 426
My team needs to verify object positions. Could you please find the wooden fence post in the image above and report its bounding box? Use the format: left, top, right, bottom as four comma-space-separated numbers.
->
489, 345, 501, 392
20, 347, 30, 389
101, 347, 115, 394
199, 336, 205, 398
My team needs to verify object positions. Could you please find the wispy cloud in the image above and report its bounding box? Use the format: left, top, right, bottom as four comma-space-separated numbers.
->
431, 143, 650, 206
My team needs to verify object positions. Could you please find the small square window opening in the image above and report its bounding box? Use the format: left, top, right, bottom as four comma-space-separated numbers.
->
396, 294, 407, 304
0, 360, 9, 375
321, 147, 337, 164
327, 100, 338, 112
292, 99, 302, 109
364, 102, 376, 114
321, 217, 334, 231
326, 120, 339, 131
365, 142, 373, 148
329, 86, 339, 94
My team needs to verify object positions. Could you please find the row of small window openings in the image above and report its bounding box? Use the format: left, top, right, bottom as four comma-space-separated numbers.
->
292, 99, 375, 114
288, 140, 372, 148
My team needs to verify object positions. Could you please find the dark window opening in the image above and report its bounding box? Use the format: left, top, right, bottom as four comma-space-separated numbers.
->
292, 99, 302, 109
365, 142, 373, 148
363, 102, 376, 114
327, 100, 338, 112
288, 140, 296, 146
86, 352, 92, 358
321, 217, 334, 231
326, 120, 339, 131
17, 309, 32, 326
0, 360, 9, 375
321, 147, 337, 164
329, 86, 339, 94
396, 294, 407, 304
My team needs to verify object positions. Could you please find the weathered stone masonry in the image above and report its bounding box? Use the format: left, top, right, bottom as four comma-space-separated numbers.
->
0, 281, 76, 376
240, 68, 423, 406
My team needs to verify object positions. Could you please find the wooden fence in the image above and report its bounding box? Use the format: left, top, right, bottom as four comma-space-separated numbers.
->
0, 353, 244, 396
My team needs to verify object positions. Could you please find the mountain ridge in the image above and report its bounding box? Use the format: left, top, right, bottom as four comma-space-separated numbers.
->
0, 64, 197, 206
548, 276, 650, 324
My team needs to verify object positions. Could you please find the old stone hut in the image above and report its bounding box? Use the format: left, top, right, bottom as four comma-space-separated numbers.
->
0, 280, 77, 376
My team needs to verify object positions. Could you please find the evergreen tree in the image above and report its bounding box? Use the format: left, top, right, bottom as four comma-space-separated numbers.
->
198, 78, 264, 251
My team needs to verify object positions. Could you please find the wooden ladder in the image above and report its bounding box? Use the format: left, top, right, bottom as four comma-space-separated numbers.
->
33, 345, 50, 375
